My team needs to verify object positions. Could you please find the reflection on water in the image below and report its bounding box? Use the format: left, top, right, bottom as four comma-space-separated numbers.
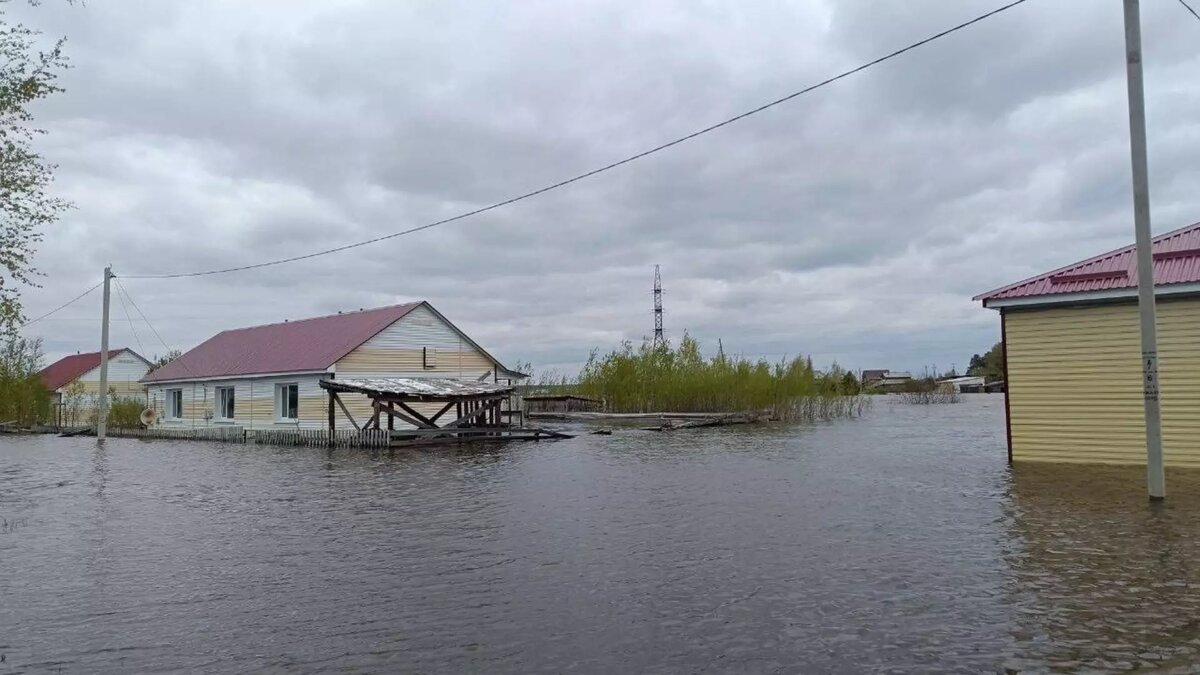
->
2, 396, 1199, 672
1006, 463, 1200, 672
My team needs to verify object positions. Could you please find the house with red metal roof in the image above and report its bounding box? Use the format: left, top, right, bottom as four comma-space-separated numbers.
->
140, 301, 526, 431
975, 220, 1200, 467
38, 348, 152, 426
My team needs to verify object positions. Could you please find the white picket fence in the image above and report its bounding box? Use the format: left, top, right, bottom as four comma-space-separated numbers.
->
248, 428, 391, 449
74, 425, 390, 448
110, 425, 247, 443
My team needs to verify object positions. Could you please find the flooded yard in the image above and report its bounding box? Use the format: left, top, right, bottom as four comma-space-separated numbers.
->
3, 395, 1200, 673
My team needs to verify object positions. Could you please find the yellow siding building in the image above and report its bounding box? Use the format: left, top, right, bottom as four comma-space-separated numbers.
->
977, 222, 1200, 467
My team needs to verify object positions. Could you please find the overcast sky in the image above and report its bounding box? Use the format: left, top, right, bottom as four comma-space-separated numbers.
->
12, 0, 1200, 376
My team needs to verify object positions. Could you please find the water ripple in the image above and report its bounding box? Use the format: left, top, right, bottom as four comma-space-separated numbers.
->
3, 397, 1200, 672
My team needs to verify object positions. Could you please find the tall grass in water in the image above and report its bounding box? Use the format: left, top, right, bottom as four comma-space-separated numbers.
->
573, 335, 868, 422
898, 390, 961, 405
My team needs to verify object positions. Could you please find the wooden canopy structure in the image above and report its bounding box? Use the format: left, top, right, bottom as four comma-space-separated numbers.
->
320, 378, 569, 446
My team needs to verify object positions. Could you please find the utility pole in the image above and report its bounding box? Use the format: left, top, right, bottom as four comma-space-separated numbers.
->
653, 265, 664, 346
1122, 0, 1165, 500
97, 266, 113, 442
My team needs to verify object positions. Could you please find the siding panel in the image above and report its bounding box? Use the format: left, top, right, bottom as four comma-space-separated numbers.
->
1006, 299, 1200, 467
336, 304, 495, 380
146, 376, 330, 430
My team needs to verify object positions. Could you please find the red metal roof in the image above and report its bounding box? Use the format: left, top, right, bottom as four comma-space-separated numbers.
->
142, 303, 421, 383
39, 349, 133, 391
975, 221, 1200, 304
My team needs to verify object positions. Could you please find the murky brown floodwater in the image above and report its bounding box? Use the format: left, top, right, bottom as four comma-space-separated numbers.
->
3, 395, 1200, 673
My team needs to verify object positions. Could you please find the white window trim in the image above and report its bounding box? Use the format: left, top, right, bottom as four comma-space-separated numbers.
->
215, 386, 235, 423
166, 388, 184, 422
276, 383, 299, 422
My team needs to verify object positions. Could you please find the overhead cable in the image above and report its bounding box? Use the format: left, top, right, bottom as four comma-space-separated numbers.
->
123, 0, 1031, 280
18, 279, 104, 328
114, 279, 194, 376
114, 281, 148, 357
1177, 0, 1200, 23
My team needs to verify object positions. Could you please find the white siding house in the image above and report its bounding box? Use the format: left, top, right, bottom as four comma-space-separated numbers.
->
141, 302, 525, 431
39, 349, 151, 425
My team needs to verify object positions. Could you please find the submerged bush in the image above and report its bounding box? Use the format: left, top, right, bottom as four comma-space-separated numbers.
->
898, 390, 961, 404
573, 334, 869, 420
107, 397, 146, 429
896, 378, 962, 405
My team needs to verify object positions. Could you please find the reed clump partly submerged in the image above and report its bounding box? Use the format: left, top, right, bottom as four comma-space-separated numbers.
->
573, 335, 869, 423
894, 378, 962, 405
897, 389, 961, 405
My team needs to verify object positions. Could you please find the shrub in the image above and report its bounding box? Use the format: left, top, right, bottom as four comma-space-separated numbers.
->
0, 337, 52, 426
572, 334, 869, 420
107, 397, 146, 429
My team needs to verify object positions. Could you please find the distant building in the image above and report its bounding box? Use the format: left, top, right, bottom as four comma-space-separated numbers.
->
976, 221, 1200, 466
864, 370, 913, 391
140, 301, 526, 431
38, 348, 151, 425
936, 376, 986, 393
861, 369, 890, 387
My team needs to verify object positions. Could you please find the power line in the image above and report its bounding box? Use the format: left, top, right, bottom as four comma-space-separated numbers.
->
114, 280, 180, 365
124, 0, 1031, 280
1178, 0, 1200, 23
114, 281, 148, 357
18, 279, 104, 328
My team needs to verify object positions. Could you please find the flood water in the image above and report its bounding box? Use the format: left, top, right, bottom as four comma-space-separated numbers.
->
4, 396, 1200, 673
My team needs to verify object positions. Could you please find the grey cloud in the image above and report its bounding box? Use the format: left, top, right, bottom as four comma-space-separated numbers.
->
11, 0, 1200, 378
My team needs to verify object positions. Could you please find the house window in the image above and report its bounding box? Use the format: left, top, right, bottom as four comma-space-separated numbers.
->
166, 389, 183, 420
277, 383, 299, 421
423, 347, 437, 369
216, 386, 235, 421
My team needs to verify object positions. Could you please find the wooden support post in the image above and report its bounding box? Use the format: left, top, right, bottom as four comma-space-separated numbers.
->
367, 400, 383, 430
429, 402, 456, 425
394, 401, 437, 428
445, 398, 503, 429
332, 392, 361, 431
388, 402, 395, 431
327, 391, 336, 446
385, 406, 438, 431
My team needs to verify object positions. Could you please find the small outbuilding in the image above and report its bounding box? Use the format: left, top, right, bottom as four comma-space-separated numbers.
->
975, 221, 1200, 467
523, 395, 602, 414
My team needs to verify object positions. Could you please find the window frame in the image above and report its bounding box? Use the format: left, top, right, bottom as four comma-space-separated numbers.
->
166, 388, 184, 421
276, 383, 299, 422
215, 386, 235, 422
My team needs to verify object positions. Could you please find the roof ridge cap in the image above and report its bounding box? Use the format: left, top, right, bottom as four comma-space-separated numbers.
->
217, 301, 423, 333
973, 220, 1200, 301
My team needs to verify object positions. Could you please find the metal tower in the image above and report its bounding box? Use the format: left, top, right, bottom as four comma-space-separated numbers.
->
653, 265, 664, 345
